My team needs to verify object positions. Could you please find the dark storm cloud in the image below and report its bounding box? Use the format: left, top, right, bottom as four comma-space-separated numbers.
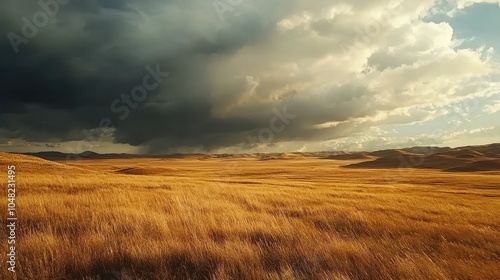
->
0, 0, 400, 153
0, 0, 294, 152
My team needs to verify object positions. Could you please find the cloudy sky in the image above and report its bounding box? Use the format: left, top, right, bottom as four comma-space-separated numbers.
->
1, 0, 499, 154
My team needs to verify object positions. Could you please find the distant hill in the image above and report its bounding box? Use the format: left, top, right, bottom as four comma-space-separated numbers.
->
367, 146, 452, 157
320, 152, 373, 160
446, 160, 500, 172
20, 151, 137, 160
346, 143, 500, 172
11, 143, 500, 173
0, 152, 96, 174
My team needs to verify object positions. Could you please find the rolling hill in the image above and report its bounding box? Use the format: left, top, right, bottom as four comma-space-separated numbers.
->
14, 143, 500, 173
345, 143, 500, 172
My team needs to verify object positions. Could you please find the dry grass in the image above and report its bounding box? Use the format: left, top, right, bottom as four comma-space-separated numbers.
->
0, 153, 499, 279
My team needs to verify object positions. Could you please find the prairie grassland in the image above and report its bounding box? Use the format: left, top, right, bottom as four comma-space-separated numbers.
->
0, 154, 499, 279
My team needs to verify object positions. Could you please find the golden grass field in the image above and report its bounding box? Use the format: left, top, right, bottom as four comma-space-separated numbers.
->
0, 152, 499, 279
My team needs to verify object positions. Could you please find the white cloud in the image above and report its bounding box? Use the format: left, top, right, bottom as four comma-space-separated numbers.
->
484, 101, 500, 114
456, 0, 500, 9
448, 0, 500, 16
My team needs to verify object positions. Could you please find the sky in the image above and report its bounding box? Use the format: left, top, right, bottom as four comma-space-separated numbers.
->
0, 0, 499, 154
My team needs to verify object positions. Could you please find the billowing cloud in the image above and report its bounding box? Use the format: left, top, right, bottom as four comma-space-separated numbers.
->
0, 0, 499, 153
484, 101, 500, 113
456, 0, 500, 9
